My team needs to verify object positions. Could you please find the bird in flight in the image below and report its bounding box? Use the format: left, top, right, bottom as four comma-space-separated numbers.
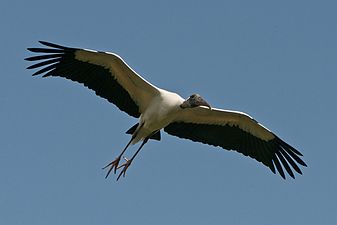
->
26, 41, 307, 180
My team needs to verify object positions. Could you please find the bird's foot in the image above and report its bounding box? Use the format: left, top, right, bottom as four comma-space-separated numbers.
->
102, 156, 122, 178
116, 157, 132, 181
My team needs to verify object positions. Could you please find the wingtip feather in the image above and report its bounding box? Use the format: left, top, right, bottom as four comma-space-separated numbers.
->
272, 155, 286, 179
276, 151, 295, 179
39, 40, 71, 50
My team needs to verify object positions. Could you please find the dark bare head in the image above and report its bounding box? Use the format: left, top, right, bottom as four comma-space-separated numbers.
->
180, 94, 211, 109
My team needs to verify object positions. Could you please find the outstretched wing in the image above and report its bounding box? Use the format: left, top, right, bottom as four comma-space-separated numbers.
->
164, 107, 307, 179
26, 41, 160, 118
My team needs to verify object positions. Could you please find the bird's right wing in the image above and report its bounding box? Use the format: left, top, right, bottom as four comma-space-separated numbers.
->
25, 41, 160, 118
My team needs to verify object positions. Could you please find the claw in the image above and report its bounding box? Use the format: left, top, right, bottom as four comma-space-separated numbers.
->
102, 156, 121, 179
117, 157, 129, 169
116, 159, 132, 181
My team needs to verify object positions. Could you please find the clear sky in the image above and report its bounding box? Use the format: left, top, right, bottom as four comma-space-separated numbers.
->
1, 0, 336, 224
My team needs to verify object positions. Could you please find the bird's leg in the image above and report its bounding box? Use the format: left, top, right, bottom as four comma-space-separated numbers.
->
116, 138, 149, 181
102, 123, 144, 179
102, 137, 134, 178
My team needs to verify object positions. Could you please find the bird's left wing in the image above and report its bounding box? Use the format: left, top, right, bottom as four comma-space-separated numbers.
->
164, 107, 307, 179
26, 41, 160, 118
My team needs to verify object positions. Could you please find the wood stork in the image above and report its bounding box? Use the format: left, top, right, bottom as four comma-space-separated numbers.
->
25, 41, 307, 180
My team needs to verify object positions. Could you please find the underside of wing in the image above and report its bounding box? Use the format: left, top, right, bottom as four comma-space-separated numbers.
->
164, 107, 307, 179
26, 41, 159, 118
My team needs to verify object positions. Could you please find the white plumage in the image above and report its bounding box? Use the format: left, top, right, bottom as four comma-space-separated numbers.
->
26, 41, 307, 180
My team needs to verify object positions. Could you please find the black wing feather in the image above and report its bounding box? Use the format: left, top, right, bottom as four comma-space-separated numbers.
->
164, 122, 307, 179
279, 148, 302, 174
26, 41, 140, 118
273, 154, 286, 179
27, 47, 66, 54
27, 58, 61, 69
25, 53, 64, 61
276, 151, 295, 178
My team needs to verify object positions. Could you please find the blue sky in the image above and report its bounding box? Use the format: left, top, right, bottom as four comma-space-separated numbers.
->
1, 0, 336, 224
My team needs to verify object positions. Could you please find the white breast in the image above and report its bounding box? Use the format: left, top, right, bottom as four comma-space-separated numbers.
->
132, 89, 184, 144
